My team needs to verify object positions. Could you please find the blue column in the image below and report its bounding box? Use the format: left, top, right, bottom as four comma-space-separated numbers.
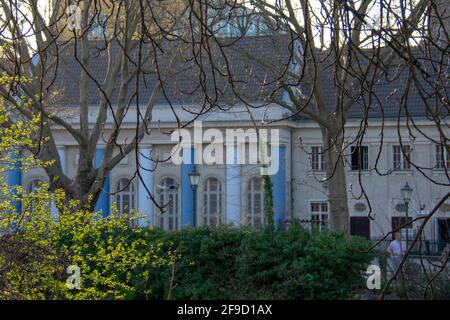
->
6, 150, 22, 213
181, 146, 195, 227
226, 144, 241, 226
138, 146, 154, 227
271, 145, 286, 228
94, 148, 110, 216
50, 147, 66, 220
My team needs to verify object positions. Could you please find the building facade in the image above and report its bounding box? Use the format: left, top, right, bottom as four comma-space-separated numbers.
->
2, 2, 449, 250
5, 104, 450, 248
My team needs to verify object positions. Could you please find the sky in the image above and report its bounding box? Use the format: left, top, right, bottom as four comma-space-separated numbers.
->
1, 0, 427, 52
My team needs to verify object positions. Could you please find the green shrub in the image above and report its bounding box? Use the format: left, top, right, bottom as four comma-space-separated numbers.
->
1, 180, 371, 301
296, 232, 373, 299
141, 226, 244, 300
139, 221, 372, 300
237, 222, 310, 299
0, 185, 174, 300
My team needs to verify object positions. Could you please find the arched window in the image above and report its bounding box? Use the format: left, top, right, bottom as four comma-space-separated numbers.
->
246, 177, 264, 229
27, 179, 47, 212
115, 178, 136, 215
202, 177, 223, 227
87, 13, 108, 39
27, 179, 44, 193
156, 177, 179, 231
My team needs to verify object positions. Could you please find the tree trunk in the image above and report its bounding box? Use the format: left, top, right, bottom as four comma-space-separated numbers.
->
322, 126, 350, 233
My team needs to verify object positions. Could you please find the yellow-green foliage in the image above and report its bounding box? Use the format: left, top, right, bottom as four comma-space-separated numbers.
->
0, 92, 174, 300
0, 76, 48, 175
0, 183, 175, 300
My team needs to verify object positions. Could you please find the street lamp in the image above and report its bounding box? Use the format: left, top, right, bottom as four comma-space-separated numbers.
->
188, 168, 200, 227
401, 182, 413, 250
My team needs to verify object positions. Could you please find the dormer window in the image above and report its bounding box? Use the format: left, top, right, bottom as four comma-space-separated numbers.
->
207, 5, 271, 38
87, 13, 107, 40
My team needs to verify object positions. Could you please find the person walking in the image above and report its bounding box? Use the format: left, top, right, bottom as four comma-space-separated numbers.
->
387, 231, 407, 297
387, 231, 403, 271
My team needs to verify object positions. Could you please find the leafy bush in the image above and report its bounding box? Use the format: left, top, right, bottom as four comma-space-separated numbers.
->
0, 185, 174, 300
295, 232, 373, 299
1, 180, 371, 301
237, 222, 311, 299
140, 222, 372, 300
0, 146, 370, 300
140, 226, 244, 300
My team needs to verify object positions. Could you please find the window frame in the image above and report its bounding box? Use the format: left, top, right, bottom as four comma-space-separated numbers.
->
202, 177, 223, 227
26, 178, 48, 213
87, 12, 108, 39
27, 178, 45, 193
393, 145, 411, 170
435, 144, 450, 170
246, 176, 265, 229
351, 146, 369, 171
114, 177, 136, 216
310, 201, 329, 232
311, 146, 326, 171
391, 216, 413, 240
156, 177, 180, 232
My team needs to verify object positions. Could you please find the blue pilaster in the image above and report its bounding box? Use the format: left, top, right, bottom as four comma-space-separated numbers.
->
94, 148, 110, 216
6, 150, 22, 213
226, 144, 241, 226
271, 146, 286, 228
50, 147, 66, 220
138, 146, 154, 227
181, 146, 195, 227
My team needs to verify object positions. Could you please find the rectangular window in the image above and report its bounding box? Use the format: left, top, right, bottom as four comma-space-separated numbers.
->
436, 144, 450, 169
311, 146, 326, 171
310, 202, 328, 232
393, 145, 411, 170
391, 216, 413, 240
351, 146, 369, 171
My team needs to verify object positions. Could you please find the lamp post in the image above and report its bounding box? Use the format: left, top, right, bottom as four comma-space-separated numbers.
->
401, 182, 413, 251
188, 168, 200, 227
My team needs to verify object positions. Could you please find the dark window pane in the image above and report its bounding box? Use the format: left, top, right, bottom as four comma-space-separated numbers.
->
169, 217, 174, 231
254, 217, 261, 229
254, 178, 262, 190
351, 146, 368, 170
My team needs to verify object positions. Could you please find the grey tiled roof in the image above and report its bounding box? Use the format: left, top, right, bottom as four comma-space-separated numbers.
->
48, 36, 288, 110
47, 36, 448, 121
301, 44, 449, 121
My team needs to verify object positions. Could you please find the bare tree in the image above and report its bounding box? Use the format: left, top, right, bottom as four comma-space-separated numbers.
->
0, 0, 449, 299
0, 0, 220, 210
189, 0, 449, 298
190, 0, 449, 234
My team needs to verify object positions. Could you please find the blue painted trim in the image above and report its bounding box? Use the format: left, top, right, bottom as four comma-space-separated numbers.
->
137, 147, 154, 227
50, 148, 66, 220
181, 147, 195, 227
226, 145, 241, 226
282, 90, 290, 102
94, 148, 110, 217
271, 146, 286, 228
6, 150, 22, 213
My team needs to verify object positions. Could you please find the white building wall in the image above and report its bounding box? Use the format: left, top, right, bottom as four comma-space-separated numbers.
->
14, 116, 450, 243
291, 121, 450, 241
